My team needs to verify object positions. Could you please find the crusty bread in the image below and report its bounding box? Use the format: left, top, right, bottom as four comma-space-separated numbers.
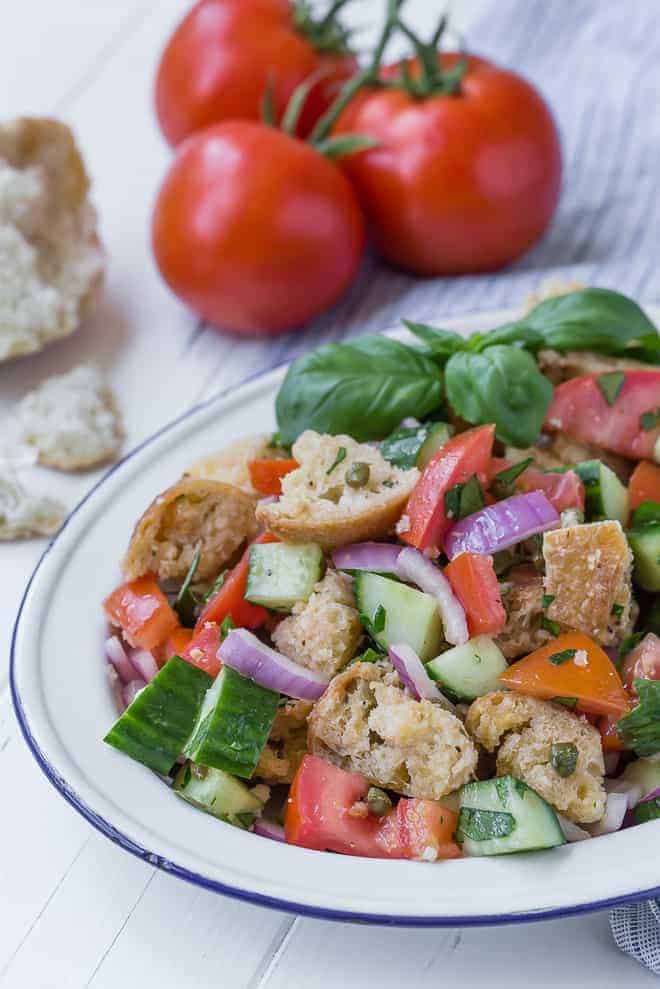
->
256, 699, 312, 784
496, 567, 551, 659
122, 477, 257, 582
308, 661, 477, 800
543, 520, 634, 645
257, 431, 418, 550
184, 433, 272, 498
466, 691, 605, 823
0, 117, 104, 362
272, 570, 362, 679
538, 348, 647, 385
0, 474, 65, 540
18, 364, 123, 470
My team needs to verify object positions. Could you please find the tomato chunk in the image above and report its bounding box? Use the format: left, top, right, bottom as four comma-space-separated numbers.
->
629, 461, 660, 511
285, 755, 459, 860
445, 553, 506, 636
195, 533, 278, 634
248, 458, 299, 496
104, 575, 179, 651
620, 632, 660, 698
402, 425, 495, 552
516, 467, 584, 513
157, 625, 194, 666
544, 370, 660, 461
499, 631, 631, 718
182, 621, 222, 677
598, 715, 625, 753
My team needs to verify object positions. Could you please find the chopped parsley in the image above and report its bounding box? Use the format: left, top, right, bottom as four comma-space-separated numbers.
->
541, 616, 561, 637
611, 603, 624, 618
326, 446, 347, 474
640, 407, 660, 431
542, 593, 556, 609
552, 696, 578, 709
596, 371, 625, 406
550, 742, 578, 777
444, 474, 484, 520
617, 679, 660, 756
491, 457, 533, 499
349, 646, 385, 666
372, 604, 386, 634
174, 546, 202, 625
220, 615, 236, 638
549, 647, 577, 666
456, 808, 515, 842
203, 569, 226, 603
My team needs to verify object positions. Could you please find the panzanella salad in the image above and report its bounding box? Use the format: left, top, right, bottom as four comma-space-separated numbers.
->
103, 287, 660, 861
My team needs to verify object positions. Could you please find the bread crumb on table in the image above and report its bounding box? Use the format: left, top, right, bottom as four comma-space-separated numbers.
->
0, 473, 65, 540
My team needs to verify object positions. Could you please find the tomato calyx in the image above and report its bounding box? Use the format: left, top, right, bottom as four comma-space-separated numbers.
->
386, 15, 469, 98
293, 0, 354, 55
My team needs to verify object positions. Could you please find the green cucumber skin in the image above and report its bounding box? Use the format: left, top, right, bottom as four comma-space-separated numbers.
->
104, 655, 213, 775
572, 459, 629, 523
426, 636, 508, 701
380, 422, 453, 470
245, 542, 324, 611
417, 422, 453, 468
173, 762, 264, 827
628, 525, 660, 591
185, 667, 279, 778
457, 775, 565, 856
354, 572, 444, 663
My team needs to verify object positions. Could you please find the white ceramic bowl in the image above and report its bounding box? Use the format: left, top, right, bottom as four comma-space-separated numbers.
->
11, 309, 660, 925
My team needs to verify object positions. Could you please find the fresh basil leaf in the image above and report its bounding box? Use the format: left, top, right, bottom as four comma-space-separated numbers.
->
467, 322, 545, 353
617, 679, 660, 756
348, 646, 385, 667
549, 648, 577, 665
491, 457, 533, 499
445, 345, 553, 448
627, 333, 660, 365
403, 320, 466, 362
597, 371, 625, 406
640, 407, 660, 431
275, 336, 443, 446
444, 474, 485, 521
632, 501, 660, 527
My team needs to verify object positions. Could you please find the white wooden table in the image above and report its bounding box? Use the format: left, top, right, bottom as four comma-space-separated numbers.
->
0, 3, 655, 986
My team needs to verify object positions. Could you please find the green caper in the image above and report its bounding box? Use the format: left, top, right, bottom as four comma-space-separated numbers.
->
345, 462, 370, 488
366, 786, 392, 817
550, 742, 578, 778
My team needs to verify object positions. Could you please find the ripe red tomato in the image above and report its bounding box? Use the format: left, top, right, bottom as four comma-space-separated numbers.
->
152, 122, 365, 335
445, 552, 506, 637
516, 467, 585, 513
155, 0, 358, 146
334, 53, 561, 275
103, 575, 179, 651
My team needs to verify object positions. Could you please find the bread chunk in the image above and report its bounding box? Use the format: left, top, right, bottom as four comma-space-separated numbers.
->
0, 474, 65, 540
257, 431, 418, 549
466, 691, 605, 823
185, 434, 272, 498
256, 700, 312, 784
0, 117, 103, 361
308, 662, 477, 800
122, 478, 257, 582
496, 567, 551, 659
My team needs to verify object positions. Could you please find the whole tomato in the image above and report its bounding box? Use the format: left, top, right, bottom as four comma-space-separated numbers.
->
334, 53, 562, 275
152, 121, 365, 335
155, 0, 358, 146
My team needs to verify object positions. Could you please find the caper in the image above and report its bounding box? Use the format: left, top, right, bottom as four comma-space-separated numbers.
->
367, 786, 392, 817
345, 462, 370, 488
550, 742, 578, 778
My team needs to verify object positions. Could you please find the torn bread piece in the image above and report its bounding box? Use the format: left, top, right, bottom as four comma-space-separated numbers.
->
256, 699, 312, 785
0, 117, 104, 362
18, 365, 123, 470
0, 474, 65, 540
543, 520, 634, 645
122, 477, 257, 583
257, 430, 418, 549
185, 434, 273, 498
496, 567, 551, 659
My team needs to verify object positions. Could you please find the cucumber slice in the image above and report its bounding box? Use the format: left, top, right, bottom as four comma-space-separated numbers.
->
354, 572, 443, 662
628, 524, 660, 591
245, 542, 324, 611
184, 666, 279, 778
572, 460, 629, 524
104, 655, 213, 774
173, 761, 266, 827
426, 636, 508, 701
380, 422, 453, 470
457, 776, 565, 856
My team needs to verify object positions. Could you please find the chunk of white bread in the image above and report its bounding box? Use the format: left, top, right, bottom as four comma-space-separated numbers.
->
0, 474, 65, 540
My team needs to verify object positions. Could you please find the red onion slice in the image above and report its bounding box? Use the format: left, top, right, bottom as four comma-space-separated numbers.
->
122, 678, 147, 708
253, 817, 286, 842
606, 777, 646, 810
129, 648, 159, 683
105, 635, 137, 684
557, 813, 591, 842
445, 492, 559, 560
332, 542, 402, 574
388, 644, 456, 711
395, 547, 469, 646
587, 791, 629, 836
106, 665, 126, 714
219, 628, 329, 701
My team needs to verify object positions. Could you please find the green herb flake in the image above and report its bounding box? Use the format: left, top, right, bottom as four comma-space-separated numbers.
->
494, 778, 510, 807
611, 603, 624, 618
326, 446, 347, 475
549, 648, 577, 666
444, 474, 485, 520
550, 742, 578, 778
541, 616, 562, 637
640, 407, 660, 431
372, 604, 386, 634
456, 807, 516, 842
617, 679, 660, 756
203, 570, 226, 603
542, 593, 556, 609
174, 546, 202, 625
220, 616, 236, 639
552, 696, 578, 709
491, 457, 534, 498
597, 371, 625, 406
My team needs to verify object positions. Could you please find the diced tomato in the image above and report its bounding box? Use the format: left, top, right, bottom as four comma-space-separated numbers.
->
182, 621, 222, 677
401, 425, 495, 552
195, 532, 279, 634
285, 755, 460, 860
499, 631, 631, 718
620, 632, 660, 698
629, 461, 660, 511
157, 625, 194, 666
445, 552, 506, 636
516, 467, 585, 513
248, 458, 299, 496
104, 574, 179, 651
544, 370, 660, 461
598, 715, 625, 753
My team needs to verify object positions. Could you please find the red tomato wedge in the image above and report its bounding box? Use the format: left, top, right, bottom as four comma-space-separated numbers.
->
620, 632, 660, 698
544, 370, 660, 461
195, 532, 279, 634
157, 625, 194, 666
499, 631, 631, 718
598, 715, 626, 753
285, 755, 460, 860
445, 553, 506, 636
248, 458, 298, 496
516, 467, 584, 513
182, 621, 222, 677
401, 425, 495, 552
104, 575, 179, 651
628, 461, 660, 511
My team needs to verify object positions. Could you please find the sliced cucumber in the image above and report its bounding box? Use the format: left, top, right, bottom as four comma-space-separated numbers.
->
104, 655, 212, 774
173, 761, 266, 828
426, 636, 508, 701
380, 422, 453, 470
354, 572, 443, 662
572, 460, 629, 524
245, 542, 324, 611
628, 524, 660, 591
184, 666, 279, 778
457, 776, 565, 856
